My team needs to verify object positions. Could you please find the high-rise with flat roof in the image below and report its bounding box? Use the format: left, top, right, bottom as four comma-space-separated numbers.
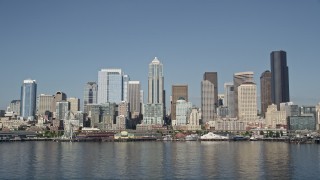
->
171, 85, 188, 121
224, 82, 234, 117
128, 81, 141, 118
20, 79, 37, 120
98, 68, 123, 104
271, 50, 290, 109
201, 72, 218, 123
233, 72, 254, 118
9, 100, 20, 116
68, 97, 80, 114
260, 70, 272, 117
238, 82, 257, 122
51, 91, 67, 116
84, 82, 98, 112
38, 94, 54, 116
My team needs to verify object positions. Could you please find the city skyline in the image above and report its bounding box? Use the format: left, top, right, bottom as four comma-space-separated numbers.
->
1, 1, 320, 109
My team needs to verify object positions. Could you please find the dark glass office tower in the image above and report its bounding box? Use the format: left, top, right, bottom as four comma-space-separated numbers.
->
271, 50, 290, 109
260, 70, 272, 117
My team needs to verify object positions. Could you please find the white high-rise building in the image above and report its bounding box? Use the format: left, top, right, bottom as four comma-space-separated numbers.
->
176, 98, 192, 125
148, 57, 164, 104
238, 82, 257, 123
316, 103, 320, 130
123, 75, 130, 102
98, 68, 123, 104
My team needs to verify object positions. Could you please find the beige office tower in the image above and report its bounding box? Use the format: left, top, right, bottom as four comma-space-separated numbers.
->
38, 94, 54, 116
233, 72, 254, 118
238, 82, 258, 123
128, 81, 141, 119
68, 97, 80, 114
201, 72, 217, 123
171, 85, 188, 121
51, 91, 67, 118
118, 101, 129, 117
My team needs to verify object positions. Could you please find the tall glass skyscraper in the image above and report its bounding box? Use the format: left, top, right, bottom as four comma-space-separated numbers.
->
271, 50, 290, 109
98, 69, 123, 104
148, 57, 164, 104
20, 79, 37, 120
84, 82, 98, 112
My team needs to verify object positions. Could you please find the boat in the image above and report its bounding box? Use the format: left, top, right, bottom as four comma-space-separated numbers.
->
233, 135, 249, 141
162, 135, 173, 141
249, 136, 258, 141
200, 132, 229, 141
185, 134, 199, 141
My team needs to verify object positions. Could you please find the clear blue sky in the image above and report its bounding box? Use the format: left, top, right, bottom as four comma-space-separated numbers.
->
1, 0, 320, 110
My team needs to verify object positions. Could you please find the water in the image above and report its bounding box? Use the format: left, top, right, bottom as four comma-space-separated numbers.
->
0, 141, 319, 179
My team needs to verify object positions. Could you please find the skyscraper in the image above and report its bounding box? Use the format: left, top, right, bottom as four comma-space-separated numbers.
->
203, 72, 218, 106
260, 70, 272, 117
98, 68, 123, 104
271, 50, 290, 109
201, 80, 214, 123
224, 82, 234, 117
38, 94, 54, 116
123, 75, 130, 102
238, 82, 257, 122
233, 72, 254, 118
148, 57, 164, 104
56, 101, 70, 121
83, 82, 98, 113
9, 100, 20, 116
20, 79, 37, 120
128, 81, 141, 118
171, 84, 188, 121
68, 97, 80, 113
201, 72, 217, 123
51, 91, 67, 116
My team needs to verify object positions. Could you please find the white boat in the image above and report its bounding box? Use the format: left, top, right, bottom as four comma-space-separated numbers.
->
250, 136, 258, 141
200, 132, 229, 140
185, 134, 199, 141
162, 135, 173, 141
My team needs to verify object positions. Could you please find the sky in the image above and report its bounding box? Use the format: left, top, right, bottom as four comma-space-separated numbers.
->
1, 0, 320, 110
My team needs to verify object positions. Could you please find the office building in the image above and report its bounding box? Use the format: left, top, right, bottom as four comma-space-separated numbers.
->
271, 50, 290, 109
201, 72, 218, 123
20, 79, 37, 120
83, 82, 98, 113
148, 57, 164, 104
98, 68, 123, 104
171, 84, 188, 121
38, 94, 54, 116
123, 75, 130, 102
9, 100, 20, 116
233, 71, 254, 118
55, 101, 70, 121
128, 81, 141, 118
224, 82, 234, 117
176, 98, 192, 125
68, 97, 80, 114
143, 104, 163, 125
51, 91, 67, 115
203, 72, 218, 106
260, 70, 272, 117
238, 82, 257, 123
